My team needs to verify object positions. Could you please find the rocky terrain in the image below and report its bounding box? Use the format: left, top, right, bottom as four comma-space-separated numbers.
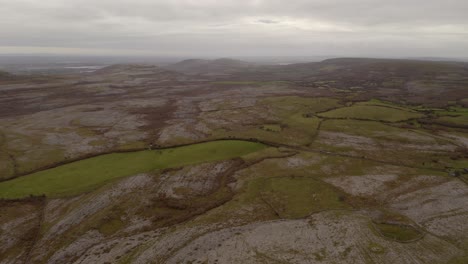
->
0, 58, 467, 264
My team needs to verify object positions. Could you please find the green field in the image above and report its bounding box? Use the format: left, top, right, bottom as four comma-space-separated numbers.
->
357, 99, 413, 111
432, 106, 468, 127
318, 105, 424, 122
435, 115, 468, 127
374, 223, 422, 242
241, 176, 348, 219
262, 96, 342, 114
260, 177, 348, 218
319, 119, 436, 144
0, 140, 266, 199
260, 124, 282, 132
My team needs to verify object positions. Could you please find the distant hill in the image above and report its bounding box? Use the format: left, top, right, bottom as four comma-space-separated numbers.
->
0, 70, 14, 80
165, 58, 255, 75
93, 64, 164, 75
227, 57, 468, 80
92, 64, 183, 78
87, 64, 191, 84
0, 70, 10, 75
316, 57, 466, 72
277, 57, 466, 72
221, 57, 468, 107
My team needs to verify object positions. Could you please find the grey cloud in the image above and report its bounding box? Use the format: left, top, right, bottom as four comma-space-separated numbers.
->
0, 0, 467, 57
257, 19, 279, 24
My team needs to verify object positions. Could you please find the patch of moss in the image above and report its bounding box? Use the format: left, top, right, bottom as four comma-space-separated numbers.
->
260, 124, 282, 132
75, 127, 97, 137
318, 105, 424, 122
213, 126, 312, 146
245, 176, 349, 219
15, 148, 66, 174
313, 248, 327, 261
118, 141, 147, 150
205, 96, 340, 146
313, 119, 461, 170
448, 252, 468, 264
98, 218, 125, 236
241, 147, 292, 163
368, 242, 385, 254
373, 222, 422, 242
88, 139, 108, 147
358, 99, 411, 111
435, 115, 468, 127
261, 96, 342, 114
0, 152, 15, 180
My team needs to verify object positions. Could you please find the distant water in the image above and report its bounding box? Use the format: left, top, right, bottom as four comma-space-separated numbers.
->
1, 64, 108, 74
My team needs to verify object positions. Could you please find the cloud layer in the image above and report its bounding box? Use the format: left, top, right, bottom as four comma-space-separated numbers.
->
1, 0, 467, 57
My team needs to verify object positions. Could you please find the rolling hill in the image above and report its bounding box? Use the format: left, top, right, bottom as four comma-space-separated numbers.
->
165, 58, 255, 75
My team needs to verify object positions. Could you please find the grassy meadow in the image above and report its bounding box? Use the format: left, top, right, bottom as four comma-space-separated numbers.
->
0, 140, 266, 199
318, 105, 424, 122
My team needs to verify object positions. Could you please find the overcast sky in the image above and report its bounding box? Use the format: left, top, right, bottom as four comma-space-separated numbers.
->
0, 0, 467, 58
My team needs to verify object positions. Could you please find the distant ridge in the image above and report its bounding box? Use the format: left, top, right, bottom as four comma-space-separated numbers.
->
93, 64, 162, 74
0, 70, 14, 80
165, 58, 254, 75
220, 57, 468, 83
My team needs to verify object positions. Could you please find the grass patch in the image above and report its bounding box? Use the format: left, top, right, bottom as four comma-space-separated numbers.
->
357, 99, 412, 111
286, 113, 321, 128
260, 124, 282, 132
213, 127, 287, 143
315, 119, 463, 170
89, 139, 108, 147
262, 96, 342, 114
418, 106, 468, 127
318, 105, 423, 122
118, 141, 147, 150
0, 140, 266, 199
188, 154, 352, 226
435, 115, 468, 127
246, 176, 348, 219
319, 119, 443, 145
15, 148, 66, 175
368, 242, 385, 254
75, 127, 96, 137
207, 96, 340, 146
98, 218, 124, 236
241, 147, 292, 163
373, 223, 422, 242
434, 106, 468, 116
0, 152, 15, 180
448, 254, 468, 264
214, 122, 319, 146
